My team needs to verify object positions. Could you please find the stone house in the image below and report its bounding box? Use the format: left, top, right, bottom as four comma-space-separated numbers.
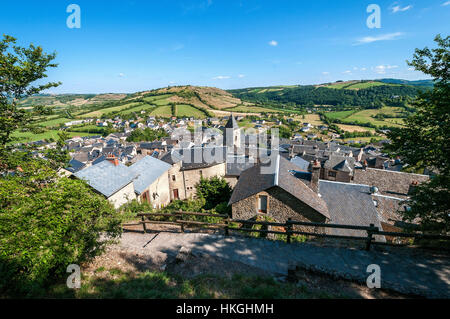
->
229, 156, 330, 232
229, 155, 385, 240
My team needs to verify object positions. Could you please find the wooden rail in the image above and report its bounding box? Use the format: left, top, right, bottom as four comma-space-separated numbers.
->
122, 212, 450, 251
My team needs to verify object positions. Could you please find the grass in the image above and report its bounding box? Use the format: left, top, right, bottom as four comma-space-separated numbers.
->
325, 110, 356, 120
11, 130, 96, 143
346, 81, 391, 89
226, 105, 281, 113
80, 102, 143, 118
44, 269, 342, 299
35, 117, 73, 128
175, 104, 207, 118
150, 105, 173, 117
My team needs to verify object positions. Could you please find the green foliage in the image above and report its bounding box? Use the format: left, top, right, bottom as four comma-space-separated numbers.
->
387, 35, 450, 233
127, 128, 169, 142
0, 154, 122, 296
120, 199, 153, 222
195, 176, 232, 210
0, 35, 61, 149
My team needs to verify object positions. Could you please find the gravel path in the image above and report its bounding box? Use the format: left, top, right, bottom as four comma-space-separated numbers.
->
118, 231, 450, 298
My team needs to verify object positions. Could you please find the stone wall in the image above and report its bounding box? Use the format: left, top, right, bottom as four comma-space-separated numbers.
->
231, 186, 328, 233
182, 163, 226, 198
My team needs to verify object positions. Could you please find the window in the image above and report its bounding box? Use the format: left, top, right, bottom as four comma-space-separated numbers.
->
258, 195, 268, 213
172, 175, 176, 181
328, 171, 337, 177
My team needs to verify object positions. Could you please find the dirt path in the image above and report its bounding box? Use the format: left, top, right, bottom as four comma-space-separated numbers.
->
92, 231, 450, 298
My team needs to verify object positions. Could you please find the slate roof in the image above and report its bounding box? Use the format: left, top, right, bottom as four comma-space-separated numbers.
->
66, 158, 86, 173
225, 114, 239, 129
179, 146, 227, 170
353, 168, 429, 198
319, 180, 385, 241
229, 155, 330, 219
324, 155, 356, 173
290, 156, 310, 171
128, 156, 172, 195
74, 160, 137, 198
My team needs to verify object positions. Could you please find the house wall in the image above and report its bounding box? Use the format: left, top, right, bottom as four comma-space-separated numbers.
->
231, 187, 327, 232
108, 182, 136, 209
182, 163, 226, 198
224, 176, 238, 188
322, 168, 351, 183
167, 162, 186, 201
143, 172, 171, 209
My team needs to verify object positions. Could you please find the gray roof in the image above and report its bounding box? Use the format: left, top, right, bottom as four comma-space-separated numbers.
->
290, 156, 310, 171
128, 156, 172, 195
66, 158, 86, 173
225, 114, 239, 129
74, 160, 137, 198
324, 155, 355, 173
229, 155, 330, 219
319, 180, 385, 240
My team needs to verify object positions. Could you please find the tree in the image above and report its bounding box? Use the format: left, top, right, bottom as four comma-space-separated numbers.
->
0, 36, 122, 296
195, 176, 232, 211
0, 156, 122, 295
387, 35, 449, 233
0, 35, 60, 152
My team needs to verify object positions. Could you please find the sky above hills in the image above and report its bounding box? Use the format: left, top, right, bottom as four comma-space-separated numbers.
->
1, 0, 449, 93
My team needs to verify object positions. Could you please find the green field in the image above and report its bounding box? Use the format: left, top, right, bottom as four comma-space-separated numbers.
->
117, 103, 157, 115
327, 107, 405, 128
150, 105, 173, 117
143, 94, 173, 105
325, 110, 356, 120
175, 104, 206, 118
80, 102, 143, 118
11, 130, 96, 143
346, 82, 391, 89
35, 117, 73, 128
226, 105, 281, 113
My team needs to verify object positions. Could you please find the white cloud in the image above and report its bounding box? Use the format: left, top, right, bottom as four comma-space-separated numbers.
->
374, 65, 398, 74
360, 67, 367, 71
342, 70, 352, 74
391, 4, 413, 13
443, 1, 450, 6
238, 74, 245, 78
212, 75, 231, 80
268, 40, 278, 46
322, 72, 330, 75
354, 32, 404, 45
118, 73, 125, 77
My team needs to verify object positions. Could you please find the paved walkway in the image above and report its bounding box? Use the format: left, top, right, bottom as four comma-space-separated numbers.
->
120, 231, 450, 298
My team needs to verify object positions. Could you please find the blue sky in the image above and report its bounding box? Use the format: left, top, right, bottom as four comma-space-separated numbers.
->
1, 0, 449, 93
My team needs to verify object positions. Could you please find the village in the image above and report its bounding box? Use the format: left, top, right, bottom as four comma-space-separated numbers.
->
20, 113, 429, 243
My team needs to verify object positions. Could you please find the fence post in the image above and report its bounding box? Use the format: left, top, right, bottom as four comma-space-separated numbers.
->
179, 209, 184, 233
141, 215, 147, 234
366, 223, 375, 251
286, 218, 293, 244
224, 217, 229, 236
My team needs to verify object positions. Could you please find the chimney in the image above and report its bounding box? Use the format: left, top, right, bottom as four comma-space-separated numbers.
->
106, 154, 119, 166
310, 159, 321, 193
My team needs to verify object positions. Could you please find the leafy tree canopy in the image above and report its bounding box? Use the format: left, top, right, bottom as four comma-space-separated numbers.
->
387, 34, 449, 233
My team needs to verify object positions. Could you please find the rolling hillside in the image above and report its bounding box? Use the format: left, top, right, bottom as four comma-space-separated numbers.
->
228, 80, 429, 109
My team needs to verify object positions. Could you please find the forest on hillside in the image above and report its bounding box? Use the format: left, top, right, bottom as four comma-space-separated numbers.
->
229, 84, 429, 109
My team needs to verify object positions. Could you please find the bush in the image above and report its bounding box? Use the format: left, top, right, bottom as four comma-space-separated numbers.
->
0, 156, 122, 296
195, 177, 232, 210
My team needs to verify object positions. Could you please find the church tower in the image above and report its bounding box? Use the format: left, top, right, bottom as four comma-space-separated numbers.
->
223, 114, 241, 150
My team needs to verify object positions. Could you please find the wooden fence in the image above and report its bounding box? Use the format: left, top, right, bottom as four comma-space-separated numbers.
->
122, 211, 450, 251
